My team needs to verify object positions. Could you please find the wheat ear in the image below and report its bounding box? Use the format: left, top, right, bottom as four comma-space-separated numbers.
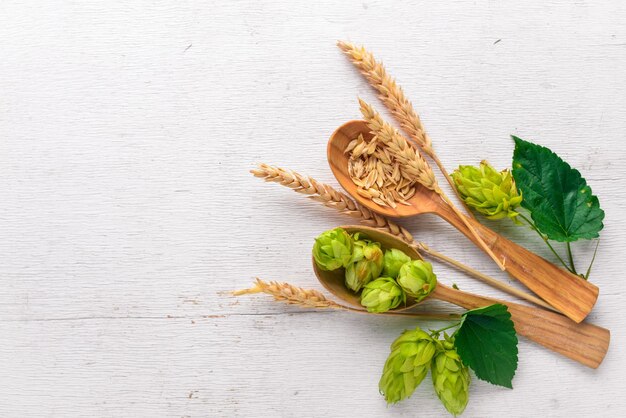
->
337, 40, 475, 219
232, 278, 461, 319
358, 100, 506, 270
251, 163, 416, 247
338, 41, 433, 155
358, 98, 437, 191
251, 164, 552, 309
233, 277, 343, 308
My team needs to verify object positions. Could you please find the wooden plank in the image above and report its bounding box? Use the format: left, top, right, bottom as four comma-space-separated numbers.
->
1, 0, 625, 416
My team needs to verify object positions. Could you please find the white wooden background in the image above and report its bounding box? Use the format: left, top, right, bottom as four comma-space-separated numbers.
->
1, 1, 625, 417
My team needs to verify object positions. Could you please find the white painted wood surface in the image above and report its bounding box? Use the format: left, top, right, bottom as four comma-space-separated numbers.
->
1, 1, 625, 416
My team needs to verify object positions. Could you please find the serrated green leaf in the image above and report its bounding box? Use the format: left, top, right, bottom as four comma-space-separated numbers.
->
512, 136, 604, 242
454, 304, 518, 388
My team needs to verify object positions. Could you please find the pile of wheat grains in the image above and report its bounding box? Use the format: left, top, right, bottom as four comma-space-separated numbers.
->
345, 133, 417, 208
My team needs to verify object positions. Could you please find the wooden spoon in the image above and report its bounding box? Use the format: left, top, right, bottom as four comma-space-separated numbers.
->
313, 225, 609, 369
328, 120, 599, 324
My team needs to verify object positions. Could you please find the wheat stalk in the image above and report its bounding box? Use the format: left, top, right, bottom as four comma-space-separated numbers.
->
358, 99, 505, 270
417, 243, 553, 310
232, 278, 462, 319
251, 164, 553, 309
337, 40, 476, 219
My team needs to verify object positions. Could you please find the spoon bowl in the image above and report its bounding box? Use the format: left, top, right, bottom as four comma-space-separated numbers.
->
327, 120, 440, 217
312, 225, 419, 311
311, 225, 610, 369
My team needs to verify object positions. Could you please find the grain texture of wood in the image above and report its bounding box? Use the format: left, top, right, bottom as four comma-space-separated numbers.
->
329, 120, 599, 323
431, 285, 610, 369
1, 1, 626, 417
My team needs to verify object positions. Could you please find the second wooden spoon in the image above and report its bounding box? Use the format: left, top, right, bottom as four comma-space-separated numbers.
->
313, 225, 609, 369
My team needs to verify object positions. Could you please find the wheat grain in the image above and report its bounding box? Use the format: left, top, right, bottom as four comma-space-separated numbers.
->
343, 99, 440, 208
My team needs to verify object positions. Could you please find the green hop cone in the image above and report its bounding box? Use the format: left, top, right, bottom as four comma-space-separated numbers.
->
360, 277, 405, 313
452, 160, 523, 222
312, 227, 353, 271
345, 238, 384, 292
431, 340, 470, 416
379, 327, 437, 404
397, 260, 437, 302
382, 248, 412, 278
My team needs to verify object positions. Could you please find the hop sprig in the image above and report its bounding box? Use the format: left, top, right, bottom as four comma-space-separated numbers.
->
382, 248, 411, 278
379, 327, 437, 404
360, 277, 405, 313
379, 327, 474, 416
312, 227, 353, 271
431, 339, 471, 416
397, 260, 437, 302
452, 161, 522, 222
345, 235, 384, 292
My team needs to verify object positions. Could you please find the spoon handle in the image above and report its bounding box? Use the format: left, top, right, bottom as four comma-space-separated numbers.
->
435, 203, 598, 323
431, 284, 609, 369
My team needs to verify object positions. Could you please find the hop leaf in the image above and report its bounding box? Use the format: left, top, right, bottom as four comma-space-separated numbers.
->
379, 327, 437, 404
512, 136, 604, 242
397, 260, 437, 302
452, 161, 523, 222
431, 340, 471, 416
382, 248, 412, 278
312, 228, 353, 271
453, 304, 518, 388
360, 277, 405, 313
345, 237, 384, 292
